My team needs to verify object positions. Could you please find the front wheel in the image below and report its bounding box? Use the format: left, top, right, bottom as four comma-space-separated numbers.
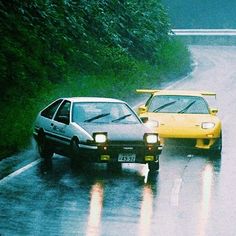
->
70, 138, 83, 169
37, 133, 53, 159
209, 133, 222, 157
148, 161, 159, 172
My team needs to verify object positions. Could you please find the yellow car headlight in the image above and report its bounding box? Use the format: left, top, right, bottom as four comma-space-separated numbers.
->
201, 122, 215, 129
94, 133, 107, 143
145, 134, 158, 144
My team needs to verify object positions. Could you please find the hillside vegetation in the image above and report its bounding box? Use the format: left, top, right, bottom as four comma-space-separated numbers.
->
0, 0, 192, 157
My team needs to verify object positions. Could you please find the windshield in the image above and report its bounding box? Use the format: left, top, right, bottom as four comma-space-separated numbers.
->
72, 102, 140, 124
148, 95, 209, 114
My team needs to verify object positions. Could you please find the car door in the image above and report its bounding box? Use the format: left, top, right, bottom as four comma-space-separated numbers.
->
51, 100, 72, 155
38, 99, 63, 141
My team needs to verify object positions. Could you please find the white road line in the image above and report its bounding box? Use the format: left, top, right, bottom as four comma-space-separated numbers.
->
0, 159, 41, 185
170, 178, 183, 207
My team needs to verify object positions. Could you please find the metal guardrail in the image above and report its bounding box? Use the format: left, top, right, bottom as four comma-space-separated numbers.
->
171, 29, 236, 45
172, 29, 236, 36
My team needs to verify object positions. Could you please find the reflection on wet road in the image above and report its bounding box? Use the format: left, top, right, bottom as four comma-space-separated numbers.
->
86, 181, 103, 236
198, 164, 213, 236
1, 46, 236, 235
138, 184, 153, 236
0, 148, 223, 236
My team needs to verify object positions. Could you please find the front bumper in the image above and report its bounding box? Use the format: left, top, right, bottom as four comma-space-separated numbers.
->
75, 141, 162, 164
162, 137, 219, 150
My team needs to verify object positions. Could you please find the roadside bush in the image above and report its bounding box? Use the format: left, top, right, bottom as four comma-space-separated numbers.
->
156, 38, 193, 77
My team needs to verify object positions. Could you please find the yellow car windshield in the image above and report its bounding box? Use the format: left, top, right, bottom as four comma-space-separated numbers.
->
148, 95, 209, 114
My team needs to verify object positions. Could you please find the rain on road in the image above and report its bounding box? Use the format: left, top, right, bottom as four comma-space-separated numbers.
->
1, 46, 236, 236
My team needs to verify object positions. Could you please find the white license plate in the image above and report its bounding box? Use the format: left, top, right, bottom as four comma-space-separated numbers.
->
118, 153, 136, 162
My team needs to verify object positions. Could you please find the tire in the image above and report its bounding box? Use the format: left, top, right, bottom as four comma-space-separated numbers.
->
210, 132, 222, 157
148, 161, 159, 172
37, 132, 53, 159
70, 138, 81, 169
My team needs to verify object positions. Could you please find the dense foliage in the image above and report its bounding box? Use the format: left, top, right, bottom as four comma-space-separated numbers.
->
0, 0, 170, 99
0, 0, 191, 157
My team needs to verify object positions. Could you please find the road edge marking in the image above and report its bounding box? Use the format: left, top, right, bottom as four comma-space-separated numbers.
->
0, 159, 41, 185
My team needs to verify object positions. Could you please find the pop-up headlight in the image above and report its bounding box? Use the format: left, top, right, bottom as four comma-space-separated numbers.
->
145, 134, 158, 144
93, 132, 107, 143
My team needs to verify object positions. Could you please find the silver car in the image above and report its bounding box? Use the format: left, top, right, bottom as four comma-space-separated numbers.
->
33, 97, 162, 172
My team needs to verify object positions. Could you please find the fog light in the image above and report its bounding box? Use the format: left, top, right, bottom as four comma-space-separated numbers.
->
101, 155, 110, 161
145, 156, 154, 161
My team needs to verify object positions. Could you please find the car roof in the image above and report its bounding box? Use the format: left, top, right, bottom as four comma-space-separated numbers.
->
60, 97, 126, 103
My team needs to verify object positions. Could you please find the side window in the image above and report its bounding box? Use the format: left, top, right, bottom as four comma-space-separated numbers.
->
54, 101, 71, 123
41, 99, 63, 119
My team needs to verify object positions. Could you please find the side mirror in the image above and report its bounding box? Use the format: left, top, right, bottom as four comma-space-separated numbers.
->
210, 108, 218, 116
140, 116, 148, 123
138, 105, 147, 115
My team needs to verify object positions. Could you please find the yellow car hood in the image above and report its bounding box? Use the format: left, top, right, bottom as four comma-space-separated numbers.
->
146, 113, 221, 138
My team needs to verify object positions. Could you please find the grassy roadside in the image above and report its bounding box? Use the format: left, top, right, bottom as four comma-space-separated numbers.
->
0, 38, 192, 159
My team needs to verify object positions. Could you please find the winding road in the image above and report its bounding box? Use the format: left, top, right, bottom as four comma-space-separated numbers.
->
1, 45, 236, 236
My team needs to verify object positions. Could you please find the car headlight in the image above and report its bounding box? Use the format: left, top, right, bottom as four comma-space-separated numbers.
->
201, 122, 215, 129
145, 134, 158, 144
94, 133, 107, 143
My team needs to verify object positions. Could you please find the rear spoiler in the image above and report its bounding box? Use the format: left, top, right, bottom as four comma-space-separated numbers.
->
200, 91, 216, 96
136, 89, 159, 94
136, 89, 216, 97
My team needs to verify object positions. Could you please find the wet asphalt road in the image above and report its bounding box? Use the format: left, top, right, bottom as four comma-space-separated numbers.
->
1, 46, 236, 236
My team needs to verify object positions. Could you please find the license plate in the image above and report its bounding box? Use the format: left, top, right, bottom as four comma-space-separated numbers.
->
118, 153, 136, 162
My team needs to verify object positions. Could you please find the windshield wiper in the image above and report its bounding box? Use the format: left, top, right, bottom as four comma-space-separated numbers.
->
112, 114, 132, 123
178, 101, 196, 113
153, 101, 176, 112
84, 113, 110, 122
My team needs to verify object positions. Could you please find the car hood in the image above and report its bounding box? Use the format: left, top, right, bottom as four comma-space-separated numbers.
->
80, 123, 150, 142
146, 113, 221, 137
148, 113, 220, 125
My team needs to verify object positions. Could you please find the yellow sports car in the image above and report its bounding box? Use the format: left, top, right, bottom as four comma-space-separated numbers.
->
137, 89, 222, 155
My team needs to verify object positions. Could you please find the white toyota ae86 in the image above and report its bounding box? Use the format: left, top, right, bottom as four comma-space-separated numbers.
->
33, 97, 162, 172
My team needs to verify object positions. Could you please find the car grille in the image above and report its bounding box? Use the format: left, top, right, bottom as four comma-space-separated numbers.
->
108, 140, 144, 147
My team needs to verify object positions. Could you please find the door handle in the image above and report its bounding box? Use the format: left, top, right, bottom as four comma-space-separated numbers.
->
52, 125, 59, 131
